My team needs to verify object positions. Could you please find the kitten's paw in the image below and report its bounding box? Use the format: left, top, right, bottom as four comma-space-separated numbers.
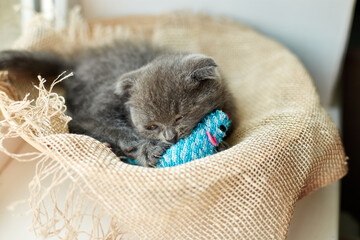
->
216, 141, 230, 152
120, 140, 169, 167
137, 140, 170, 167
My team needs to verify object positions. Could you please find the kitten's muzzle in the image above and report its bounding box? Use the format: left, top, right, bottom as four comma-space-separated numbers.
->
166, 137, 177, 144
163, 129, 178, 144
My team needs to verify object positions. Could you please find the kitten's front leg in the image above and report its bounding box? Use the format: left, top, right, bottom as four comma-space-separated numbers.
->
118, 136, 170, 167
68, 116, 169, 167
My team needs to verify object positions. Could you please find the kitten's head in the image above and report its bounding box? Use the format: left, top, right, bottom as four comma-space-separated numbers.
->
115, 53, 226, 144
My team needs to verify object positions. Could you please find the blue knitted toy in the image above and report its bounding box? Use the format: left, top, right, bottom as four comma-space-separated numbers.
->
126, 110, 231, 168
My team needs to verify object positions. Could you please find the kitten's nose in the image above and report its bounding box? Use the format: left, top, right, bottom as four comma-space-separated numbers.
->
167, 136, 177, 144
164, 129, 177, 144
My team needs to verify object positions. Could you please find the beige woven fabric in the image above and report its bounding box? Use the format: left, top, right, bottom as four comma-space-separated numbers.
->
0, 9, 348, 240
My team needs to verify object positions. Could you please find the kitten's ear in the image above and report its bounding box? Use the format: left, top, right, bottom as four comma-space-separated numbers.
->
185, 54, 219, 82
114, 70, 138, 95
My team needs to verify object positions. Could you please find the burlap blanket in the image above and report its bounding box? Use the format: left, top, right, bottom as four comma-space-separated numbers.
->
0, 8, 347, 240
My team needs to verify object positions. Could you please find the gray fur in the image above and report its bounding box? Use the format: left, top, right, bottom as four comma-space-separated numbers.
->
0, 41, 227, 167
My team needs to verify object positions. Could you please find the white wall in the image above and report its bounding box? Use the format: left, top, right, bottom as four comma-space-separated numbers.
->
0, 0, 21, 50
79, 0, 355, 107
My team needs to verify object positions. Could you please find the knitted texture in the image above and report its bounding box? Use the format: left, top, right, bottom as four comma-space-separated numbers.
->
0, 10, 348, 240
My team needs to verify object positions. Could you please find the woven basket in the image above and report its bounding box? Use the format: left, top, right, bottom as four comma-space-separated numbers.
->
0, 9, 347, 240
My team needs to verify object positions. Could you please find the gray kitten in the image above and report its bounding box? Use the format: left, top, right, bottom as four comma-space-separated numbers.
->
0, 41, 227, 167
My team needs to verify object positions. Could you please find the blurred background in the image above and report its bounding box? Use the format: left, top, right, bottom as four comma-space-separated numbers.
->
0, 0, 358, 239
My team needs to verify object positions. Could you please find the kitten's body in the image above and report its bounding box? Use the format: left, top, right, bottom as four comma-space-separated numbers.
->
63, 42, 168, 162
0, 42, 227, 167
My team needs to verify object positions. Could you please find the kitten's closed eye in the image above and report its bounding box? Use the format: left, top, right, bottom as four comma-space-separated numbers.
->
146, 125, 158, 130
175, 115, 184, 124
